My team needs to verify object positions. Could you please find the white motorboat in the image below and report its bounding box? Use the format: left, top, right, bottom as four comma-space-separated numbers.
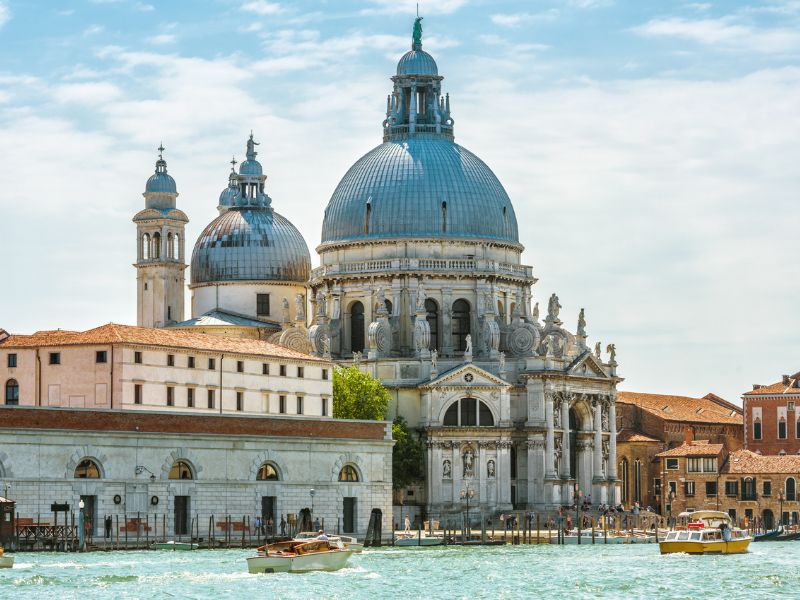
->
561, 530, 656, 544
246, 539, 353, 574
0, 547, 14, 568
394, 531, 444, 546
294, 531, 363, 553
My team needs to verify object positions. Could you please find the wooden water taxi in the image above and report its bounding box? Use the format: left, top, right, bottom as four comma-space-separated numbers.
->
246, 539, 353, 574
294, 531, 363, 553
659, 510, 751, 555
394, 531, 444, 546
0, 547, 14, 568
151, 541, 199, 551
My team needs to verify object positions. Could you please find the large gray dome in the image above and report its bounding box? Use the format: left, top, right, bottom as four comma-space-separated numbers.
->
320, 137, 519, 246
191, 208, 311, 285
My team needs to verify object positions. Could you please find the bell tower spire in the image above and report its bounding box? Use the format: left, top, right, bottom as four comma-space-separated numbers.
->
133, 144, 189, 328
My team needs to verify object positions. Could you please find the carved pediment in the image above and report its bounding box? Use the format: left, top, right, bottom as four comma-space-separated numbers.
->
566, 351, 609, 378
420, 363, 511, 390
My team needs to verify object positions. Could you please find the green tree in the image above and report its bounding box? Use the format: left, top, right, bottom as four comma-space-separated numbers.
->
332, 365, 390, 420
392, 416, 425, 490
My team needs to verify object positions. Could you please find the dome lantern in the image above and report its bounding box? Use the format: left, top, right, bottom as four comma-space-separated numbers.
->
143, 143, 178, 209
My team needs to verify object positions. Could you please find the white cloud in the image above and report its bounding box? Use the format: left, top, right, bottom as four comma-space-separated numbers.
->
241, 1, 282, 16
55, 82, 122, 104
0, 2, 9, 28
568, 0, 613, 7
146, 34, 176, 45
491, 11, 559, 28
633, 17, 800, 53
84, 24, 105, 36
361, 0, 468, 15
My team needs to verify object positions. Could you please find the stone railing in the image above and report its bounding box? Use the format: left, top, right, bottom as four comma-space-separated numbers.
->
310, 258, 533, 280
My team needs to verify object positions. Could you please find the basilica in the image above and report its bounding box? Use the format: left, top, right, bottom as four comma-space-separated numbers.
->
133, 18, 622, 518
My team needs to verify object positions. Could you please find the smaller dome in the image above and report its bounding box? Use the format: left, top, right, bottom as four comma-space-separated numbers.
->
218, 182, 239, 208
146, 171, 177, 193
239, 159, 263, 176
397, 49, 438, 76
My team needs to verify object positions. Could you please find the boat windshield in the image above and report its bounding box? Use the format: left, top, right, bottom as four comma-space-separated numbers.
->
690, 532, 702, 541
677, 532, 690, 541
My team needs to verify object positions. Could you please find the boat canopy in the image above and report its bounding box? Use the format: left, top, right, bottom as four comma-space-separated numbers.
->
678, 510, 730, 521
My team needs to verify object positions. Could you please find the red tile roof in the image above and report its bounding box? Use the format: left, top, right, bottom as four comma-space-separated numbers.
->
744, 374, 800, 396
616, 429, 660, 443
0, 323, 325, 363
656, 440, 724, 458
617, 391, 742, 425
724, 449, 800, 474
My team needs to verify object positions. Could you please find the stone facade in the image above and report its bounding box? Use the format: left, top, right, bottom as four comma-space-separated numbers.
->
743, 372, 800, 455
0, 407, 392, 537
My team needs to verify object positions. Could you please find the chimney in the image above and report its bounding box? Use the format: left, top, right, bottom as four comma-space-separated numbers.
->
783, 375, 791, 385
684, 427, 694, 445
752, 384, 763, 390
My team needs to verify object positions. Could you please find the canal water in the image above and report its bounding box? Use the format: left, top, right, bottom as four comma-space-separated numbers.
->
2, 543, 798, 599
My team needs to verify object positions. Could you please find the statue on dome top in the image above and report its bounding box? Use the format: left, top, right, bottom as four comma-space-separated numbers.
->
246, 132, 259, 160
412, 16, 423, 49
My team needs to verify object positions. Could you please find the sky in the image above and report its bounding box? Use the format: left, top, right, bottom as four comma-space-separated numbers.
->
1, 0, 799, 404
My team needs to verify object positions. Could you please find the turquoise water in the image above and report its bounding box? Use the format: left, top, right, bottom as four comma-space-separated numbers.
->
2, 543, 799, 599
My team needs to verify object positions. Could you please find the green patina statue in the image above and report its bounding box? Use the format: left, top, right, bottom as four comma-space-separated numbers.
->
412, 16, 423, 48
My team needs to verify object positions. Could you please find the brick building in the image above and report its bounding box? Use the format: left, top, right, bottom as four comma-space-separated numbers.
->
615, 391, 743, 511
656, 441, 800, 529
743, 371, 800, 455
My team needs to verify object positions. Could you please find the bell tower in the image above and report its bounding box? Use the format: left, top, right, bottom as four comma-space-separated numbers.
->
133, 145, 189, 328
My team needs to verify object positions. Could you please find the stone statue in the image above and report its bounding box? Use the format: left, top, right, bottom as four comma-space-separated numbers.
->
532, 301, 539, 322
463, 449, 474, 478
321, 334, 330, 358
316, 289, 327, 318
465, 334, 472, 354
416, 281, 426, 312
484, 290, 494, 314
553, 400, 561, 428
551, 336, 562, 357
554, 438, 562, 471
281, 297, 290, 323
412, 16, 423, 48
577, 308, 586, 337
547, 293, 561, 320
352, 351, 362, 366
487, 460, 496, 478
543, 336, 553, 357
442, 459, 451, 479
601, 406, 609, 431
499, 351, 505, 372
376, 287, 386, 309
295, 293, 305, 322
431, 349, 438, 370
606, 343, 617, 363
595, 341, 602, 358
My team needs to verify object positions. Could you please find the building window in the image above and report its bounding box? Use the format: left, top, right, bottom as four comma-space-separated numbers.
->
208, 358, 216, 370
297, 366, 304, 378
279, 395, 286, 414
425, 298, 439, 350
725, 480, 739, 496
322, 397, 328, 417
763, 480, 772, 497
322, 369, 328, 381
790, 401, 796, 412
728, 508, 737, 523
754, 418, 762, 440
167, 386, 174, 406
5, 379, 19, 405
796, 419, 800, 439
620, 458, 629, 504
654, 478, 662, 497
262, 363, 269, 375
742, 477, 757, 501
187, 387, 194, 408
296, 396, 303, 415
779, 417, 787, 439
684, 481, 695, 497
168, 460, 193, 480
237, 360, 244, 373
350, 301, 365, 353
442, 398, 494, 426
634, 459, 642, 503
49, 352, 61, 365
7, 354, 17, 368
96, 350, 107, 363
167, 354, 174, 367
787, 478, 797, 501
279, 365, 286, 377
702, 457, 716, 472
687, 458, 701, 473
257, 293, 270, 317
668, 481, 677, 495
134, 384, 142, 405
705, 481, 717, 497
74, 458, 101, 479
134, 351, 142, 364
665, 458, 679, 470
188, 356, 195, 369
451, 299, 470, 352
236, 391, 243, 412
338, 465, 359, 482
207, 389, 215, 409
256, 462, 279, 481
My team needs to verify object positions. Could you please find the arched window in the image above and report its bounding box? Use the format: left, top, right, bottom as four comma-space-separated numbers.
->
441, 201, 447, 232
787, 477, 797, 501
256, 462, 279, 481
169, 459, 193, 480
451, 299, 470, 352
364, 201, 372, 235
167, 232, 174, 258
796, 416, 800, 439
753, 417, 762, 440
74, 458, 101, 479
152, 232, 161, 259
496, 300, 505, 321
620, 458, 629, 504
442, 398, 494, 427
779, 416, 787, 439
350, 301, 364, 353
339, 464, 359, 482
425, 298, 439, 351
5, 379, 19, 405
634, 459, 642, 503
173, 233, 180, 260
142, 233, 151, 260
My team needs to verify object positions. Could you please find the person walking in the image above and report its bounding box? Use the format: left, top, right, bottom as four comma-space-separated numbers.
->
280, 515, 287, 537
404, 515, 411, 532
104, 514, 112, 540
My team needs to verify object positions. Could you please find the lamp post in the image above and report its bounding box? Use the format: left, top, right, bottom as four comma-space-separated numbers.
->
78, 499, 86, 552
779, 490, 785, 530
310, 488, 316, 529
668, 490, 676, 528
460, 484, 475, 535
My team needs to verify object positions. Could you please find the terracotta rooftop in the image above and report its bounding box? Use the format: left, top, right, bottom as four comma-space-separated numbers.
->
617, 391, 742, 425
0, 323, 326, 363
724, 449, 800, 474
656, 440, 724, 458
744, 373, 800, 396
616, 429, 660, 443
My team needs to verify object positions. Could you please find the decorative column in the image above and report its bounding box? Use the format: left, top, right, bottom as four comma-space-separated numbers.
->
451, 443, 461, 506
409, 84, 417, 132
560, 395, 571, 479
425, 440, 434, 514
441, 288, 453, 357
544, 392, 556, 478
608, 397, 617, 480
593, 400, 603, 478
478, 442, 487, 508
498, 441, 513, 509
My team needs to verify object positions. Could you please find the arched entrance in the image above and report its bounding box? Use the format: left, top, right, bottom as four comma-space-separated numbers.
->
763, 509, 774, 531
350, 301, 364, 353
